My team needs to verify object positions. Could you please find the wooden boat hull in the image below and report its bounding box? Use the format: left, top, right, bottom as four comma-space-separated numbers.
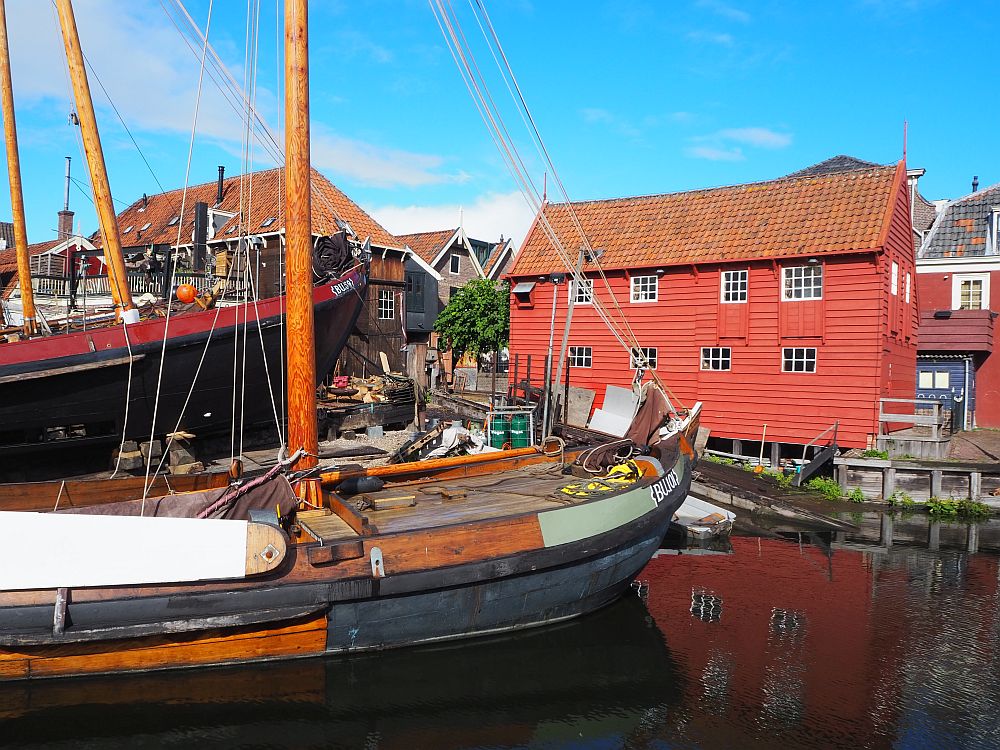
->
0, 266, 367, 456
0, 434, 695, 680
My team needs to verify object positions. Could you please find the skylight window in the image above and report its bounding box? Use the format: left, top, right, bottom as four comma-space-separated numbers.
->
261, 217, 276, 228
139, 222, 152, 232
123, 225, 134, 233
226, 225, 237, 233
167, 216, 180, 226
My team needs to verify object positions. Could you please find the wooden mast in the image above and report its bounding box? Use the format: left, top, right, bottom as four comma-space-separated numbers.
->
0, 0, 37, 336
54, 0, 133, 314
284, 0, 317, 470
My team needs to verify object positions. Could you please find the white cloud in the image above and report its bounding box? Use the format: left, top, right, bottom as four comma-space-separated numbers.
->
6, 0, 454, 190
687, 30, 735, 45
687, 126, 791, 160
717, 127, 792, 148
686, 145, 744, 161
368, 191, 536, 250
696, 0, 751, 23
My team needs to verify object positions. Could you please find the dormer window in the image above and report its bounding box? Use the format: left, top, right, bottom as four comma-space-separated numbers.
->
990, 207, 1000, 255
261, 217, 276, 228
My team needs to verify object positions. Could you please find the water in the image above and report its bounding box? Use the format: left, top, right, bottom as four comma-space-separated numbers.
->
2, 525, 999, 749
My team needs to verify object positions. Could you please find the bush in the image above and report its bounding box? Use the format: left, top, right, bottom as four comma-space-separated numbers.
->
806, 476, 843, 501
926, 497, 960, 518
887, 491, 915, 509
957, 499, 991, 521
861, 449, 889, 459
847, 487, 866, 503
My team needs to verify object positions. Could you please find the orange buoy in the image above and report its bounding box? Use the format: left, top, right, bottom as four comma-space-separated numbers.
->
176, 284, 197, 304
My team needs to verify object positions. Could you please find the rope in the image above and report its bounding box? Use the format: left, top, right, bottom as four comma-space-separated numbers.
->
142, 0, 215, 501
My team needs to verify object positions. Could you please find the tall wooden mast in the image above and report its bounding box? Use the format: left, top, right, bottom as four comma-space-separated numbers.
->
54, 0, 133, 313
284, 0, 317, 469
0, 0, 36, 335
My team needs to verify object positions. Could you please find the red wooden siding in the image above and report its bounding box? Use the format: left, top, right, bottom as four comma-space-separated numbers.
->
509, 164, 919, 449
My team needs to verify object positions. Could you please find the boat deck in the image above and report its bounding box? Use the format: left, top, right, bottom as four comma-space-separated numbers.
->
299, 463, 606, 543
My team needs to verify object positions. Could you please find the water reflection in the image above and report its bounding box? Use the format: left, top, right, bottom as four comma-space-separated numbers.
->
2, 532, 998, 749
0, 595, 683, 749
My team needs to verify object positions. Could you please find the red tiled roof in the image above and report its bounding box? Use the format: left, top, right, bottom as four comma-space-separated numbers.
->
93, 167, 399, 250
482, 240, 511, 277
395, 228, 457, 265
510, 164, 901, 276
0, 239, 62, 275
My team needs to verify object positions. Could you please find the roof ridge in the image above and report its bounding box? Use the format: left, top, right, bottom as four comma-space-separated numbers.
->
950, 181, 1000, 205
396, 228, 458, 238
124, 166, 286, 207
542, 164, 898, 209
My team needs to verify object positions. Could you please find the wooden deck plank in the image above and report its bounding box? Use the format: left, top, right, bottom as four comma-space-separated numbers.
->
297, 509, 358, 543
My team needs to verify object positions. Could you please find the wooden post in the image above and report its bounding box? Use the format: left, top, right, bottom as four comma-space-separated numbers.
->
880, 513, 894, 549
882, 467, 896, 500
54, 0, 133, 313
770, 441, 780, 470
0, 0, 36, 335
930, 469, 942, 499
284, 0, 317, 470
970, 471, 982, 501
836, 462, 848, 490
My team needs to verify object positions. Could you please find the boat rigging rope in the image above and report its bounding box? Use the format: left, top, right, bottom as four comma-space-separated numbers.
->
141, 0, 215, 503
431, 1, 687, 409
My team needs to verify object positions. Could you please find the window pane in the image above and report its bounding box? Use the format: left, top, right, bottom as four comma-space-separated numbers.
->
700, 347, 732, 371
782, 265, 822, 300
918, 371, 933, 389
722, 270, 748, 302
630, 275, 658, 302
934, 371, 950, 389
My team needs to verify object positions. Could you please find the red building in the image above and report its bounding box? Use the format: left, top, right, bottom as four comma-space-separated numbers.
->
915, 181, 1000, 428
507, 158, 918, 453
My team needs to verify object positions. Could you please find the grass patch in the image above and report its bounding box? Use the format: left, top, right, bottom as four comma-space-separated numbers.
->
861, 449, 889, 459
805, 476, 843, 501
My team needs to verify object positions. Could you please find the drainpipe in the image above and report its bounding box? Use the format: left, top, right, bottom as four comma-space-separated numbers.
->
964, 356, 971, 430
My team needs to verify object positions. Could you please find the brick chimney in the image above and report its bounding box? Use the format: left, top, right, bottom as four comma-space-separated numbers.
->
57, 209, 74, 239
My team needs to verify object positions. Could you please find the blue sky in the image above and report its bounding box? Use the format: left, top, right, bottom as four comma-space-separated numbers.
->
1, 0, 997, 249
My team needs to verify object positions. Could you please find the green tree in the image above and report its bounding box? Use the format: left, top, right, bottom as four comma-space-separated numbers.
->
434, 279, 510, 368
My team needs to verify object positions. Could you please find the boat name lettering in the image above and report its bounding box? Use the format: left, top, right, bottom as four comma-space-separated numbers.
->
650, 471, 679, 506
330, 277, 357, 299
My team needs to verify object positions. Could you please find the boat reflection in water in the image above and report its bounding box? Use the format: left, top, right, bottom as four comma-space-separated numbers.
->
0, 595, 684, 748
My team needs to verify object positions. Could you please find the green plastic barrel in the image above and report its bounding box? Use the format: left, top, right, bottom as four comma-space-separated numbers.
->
489, 415, 511, 448
509, 413, 530, 448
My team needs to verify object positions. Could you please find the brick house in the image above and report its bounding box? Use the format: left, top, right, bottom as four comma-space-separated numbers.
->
916, 181, 1000, 428
507, 158, 918, 457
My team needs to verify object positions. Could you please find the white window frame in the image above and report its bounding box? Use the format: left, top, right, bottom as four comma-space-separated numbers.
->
891, 261, 899, 296
630, 274, 658, 303
449, 253, 461, 275
568, 346, 592, 367
721, 269, 748, 303
569, 278, 593, 305
918, 371, 933, 389
377, 288, 395, 320
781, 265, 823, 301
952, 273, 990, 310
906, 272, 911, 304
782, 347, 817, 373
629, 347, 657, 370
990, 208, 1000, 255
700, 347, 732, 371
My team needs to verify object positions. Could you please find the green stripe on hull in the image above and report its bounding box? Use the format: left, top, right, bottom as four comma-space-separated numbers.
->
538, 454, 688, 548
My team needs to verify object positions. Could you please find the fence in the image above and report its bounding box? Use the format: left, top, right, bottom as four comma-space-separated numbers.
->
31, 271, 250, 300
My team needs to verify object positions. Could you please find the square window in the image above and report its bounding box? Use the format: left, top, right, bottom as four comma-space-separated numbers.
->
700, 347, 731, 371
918, 371, 933, 389
933, 371, 950, 389
630, 347, 657, 370
570, 278, 593, 304
449, 253, 461, 274
630, 275, 658, 303
782, 347, 816, 373
377, 288, 395, 320
721, 270, 748, 303
960, 279, 984, 309
782, 265, 823, 300
568, 346, 592, 367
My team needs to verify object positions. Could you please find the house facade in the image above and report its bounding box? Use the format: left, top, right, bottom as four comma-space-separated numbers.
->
396, 227, 514, 381
915, 182, 1000, 428
507, 159, 918, 454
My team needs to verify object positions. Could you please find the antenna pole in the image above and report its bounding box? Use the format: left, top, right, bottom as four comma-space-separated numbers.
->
0, 0, 37, 335
55, 0, 133, 314
284, 0, 318, 470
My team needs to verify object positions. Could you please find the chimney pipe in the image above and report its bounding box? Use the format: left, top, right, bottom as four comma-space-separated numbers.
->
57, 156, 74, 238
972, 175, 979, 193
216, 165, 225, 205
